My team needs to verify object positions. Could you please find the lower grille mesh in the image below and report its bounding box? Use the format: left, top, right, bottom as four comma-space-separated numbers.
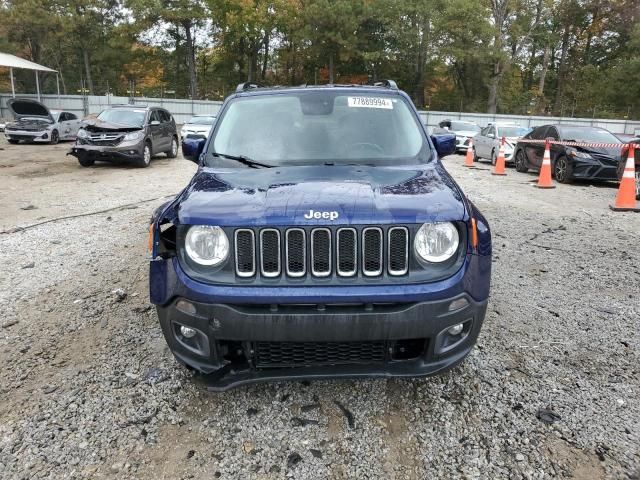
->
255, 341, 386, 368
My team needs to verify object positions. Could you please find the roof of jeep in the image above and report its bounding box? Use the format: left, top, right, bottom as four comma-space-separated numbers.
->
232, 80, 405, 98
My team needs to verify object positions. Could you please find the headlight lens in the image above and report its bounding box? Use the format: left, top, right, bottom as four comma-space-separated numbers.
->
77, 128, 88, 138
573, 151, 592, 158
185, 225, 229, 266
124, 130, 144, 141
414, 222, 459, 263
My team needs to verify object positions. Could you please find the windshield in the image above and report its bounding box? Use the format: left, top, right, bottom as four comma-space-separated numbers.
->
450, 122, 480, 132
499, 126, 529, 137
560, 127, 621, 144
187, 115, 216, 125
207, 91, 427, 167
97, 108, 147, 127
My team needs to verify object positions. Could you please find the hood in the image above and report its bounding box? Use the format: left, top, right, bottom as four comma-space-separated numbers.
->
81, 118, 142, 133
454, 130, 479, 137
174, 164, 466, 226
8, 98, 54, 123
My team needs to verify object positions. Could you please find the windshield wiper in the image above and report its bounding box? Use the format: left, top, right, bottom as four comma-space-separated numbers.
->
211, 152, 274, 169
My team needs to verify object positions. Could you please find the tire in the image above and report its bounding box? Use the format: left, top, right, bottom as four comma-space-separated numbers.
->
137, 142, 152, 168
491, 149, 497, 166
166, 136, 178, 158
515, 150, 528, 172
78, 157, 95, 167
472, 147, 479, 162
50, 130, 59, 145
553, 156, 573, 183
7, 139, 19, 144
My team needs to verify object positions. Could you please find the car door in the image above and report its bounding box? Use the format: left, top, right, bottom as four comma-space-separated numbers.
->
57, 112, 70, 139
159, 110, 174, 146
475, 127, 489, 158
148, 110, 164, 153
65, 112, 81, 138
525, 126, 549, 169
546, 126, 561, 165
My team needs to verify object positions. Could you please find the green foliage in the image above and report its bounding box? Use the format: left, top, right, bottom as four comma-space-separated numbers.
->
0, 0, 638, 118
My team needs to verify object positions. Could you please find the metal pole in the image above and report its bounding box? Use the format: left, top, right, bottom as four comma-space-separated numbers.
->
56, 73, 60, 107
36, 70, 40, 101
10, 68, 15, 97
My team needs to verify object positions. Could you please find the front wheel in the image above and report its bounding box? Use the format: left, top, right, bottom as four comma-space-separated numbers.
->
78, 157, 95, 167
137, 143, 152, 168
515, 150, 528, 172
491, 149, 497, 166
472, 147, 479, 162
553, 156, 573, 183
166, 137, 178, 158
50, 130, 59, 145
7, 139, 20, 144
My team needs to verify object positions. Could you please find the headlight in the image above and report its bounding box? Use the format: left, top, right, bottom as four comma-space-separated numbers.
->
77, 129, 88, 138
124, 131, 144, 141
185, 225, 229, 266
571, 151, 592, 159
414, 222, 459, 263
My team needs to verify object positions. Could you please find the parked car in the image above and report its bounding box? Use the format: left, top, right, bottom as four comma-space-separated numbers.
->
432, 120, 481, 153
514, 125, 624, 183
4, 98, 81, 144
180, 114, 216, 139
68, 105, 178, 168
0, 120, 6, 132
152, 80, 492, 391
473, 123, 531, 165
616, 137, 640, 199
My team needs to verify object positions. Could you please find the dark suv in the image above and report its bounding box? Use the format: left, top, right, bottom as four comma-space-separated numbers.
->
149, 81, 492, 390
69, 105, 178, 167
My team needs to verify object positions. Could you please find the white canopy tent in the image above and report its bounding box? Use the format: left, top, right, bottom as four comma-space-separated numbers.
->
0, 52, 59, 101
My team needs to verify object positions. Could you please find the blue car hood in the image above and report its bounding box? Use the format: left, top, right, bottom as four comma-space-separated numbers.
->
175, 164, 466, 226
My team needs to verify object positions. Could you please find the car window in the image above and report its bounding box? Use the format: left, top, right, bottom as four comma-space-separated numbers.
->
159, 110, 172, 123
499, 126, 529, 137
66, 112, 77, 121
57, 112, 67, 122
149, 110, 161, 123
559, 126, 622, 143
187, 116, 216, 125
98, 108, 147, 127
209, 91, 429, 167
529, 126, 548, 140
546, 127, 559, 140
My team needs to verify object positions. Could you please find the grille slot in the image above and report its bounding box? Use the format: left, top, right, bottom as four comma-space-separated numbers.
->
255, 341, 386, 368
260, 229, 281, 277
311, 228, 331, 277
362, 227, 383, 276
285, 229, 306, 277
337, 228, 357, 277
388, 227, 409, 275
235, 229, 255, 277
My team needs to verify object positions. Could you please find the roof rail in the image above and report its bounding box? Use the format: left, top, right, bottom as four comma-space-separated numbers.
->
373, 79, 398, 90
236, 82, 264, 93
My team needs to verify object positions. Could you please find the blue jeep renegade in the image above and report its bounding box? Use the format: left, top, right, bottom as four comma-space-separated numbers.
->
149, 81, 491, 391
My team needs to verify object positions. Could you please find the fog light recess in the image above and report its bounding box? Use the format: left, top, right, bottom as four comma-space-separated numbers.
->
180, 325, 197, 338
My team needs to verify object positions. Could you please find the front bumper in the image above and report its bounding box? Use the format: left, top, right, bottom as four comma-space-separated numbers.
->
5, 130, 50, 142
571, 159, 618, 180
68, 143, 144, 163
150, 253, 491, 390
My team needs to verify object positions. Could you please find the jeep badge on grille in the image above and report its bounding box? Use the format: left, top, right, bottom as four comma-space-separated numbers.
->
303, 210, 339, 220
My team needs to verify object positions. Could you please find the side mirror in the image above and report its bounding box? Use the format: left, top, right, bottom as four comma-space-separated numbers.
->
150, 120, 160, 126
431, 134, 456, 158
182, 136, 206, 163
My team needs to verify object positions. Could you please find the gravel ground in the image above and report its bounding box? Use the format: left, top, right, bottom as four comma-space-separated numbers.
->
0, 137, 638, 479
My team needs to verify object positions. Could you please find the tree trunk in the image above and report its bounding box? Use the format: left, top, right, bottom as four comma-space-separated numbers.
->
536, 45, 550, 113
328, 53, 334, 84
82, 48, 94, 95
487, 61, 502, 114
262, 33, 269, 80
553, 26, 571, 113
183, 20, 198, 98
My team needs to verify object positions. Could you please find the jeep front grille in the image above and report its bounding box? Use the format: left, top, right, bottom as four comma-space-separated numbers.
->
234, 226, 410, 280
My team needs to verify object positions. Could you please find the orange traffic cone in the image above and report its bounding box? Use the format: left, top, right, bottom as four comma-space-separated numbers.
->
610, 143, 640, 211
534, 140, 555, 188
464, 139, 475, 168
492, 137, 507, 176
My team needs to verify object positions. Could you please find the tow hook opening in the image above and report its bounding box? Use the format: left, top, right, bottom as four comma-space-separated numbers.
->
390, 338, 427, 361
219, 340, 249, 365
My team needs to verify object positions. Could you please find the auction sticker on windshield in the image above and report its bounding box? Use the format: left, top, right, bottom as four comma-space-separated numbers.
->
348, 97, 393, 109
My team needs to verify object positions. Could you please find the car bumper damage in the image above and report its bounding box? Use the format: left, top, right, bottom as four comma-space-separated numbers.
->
5, 129, 51, 142
68, 143, 144, 162
150, 252, 491, 391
